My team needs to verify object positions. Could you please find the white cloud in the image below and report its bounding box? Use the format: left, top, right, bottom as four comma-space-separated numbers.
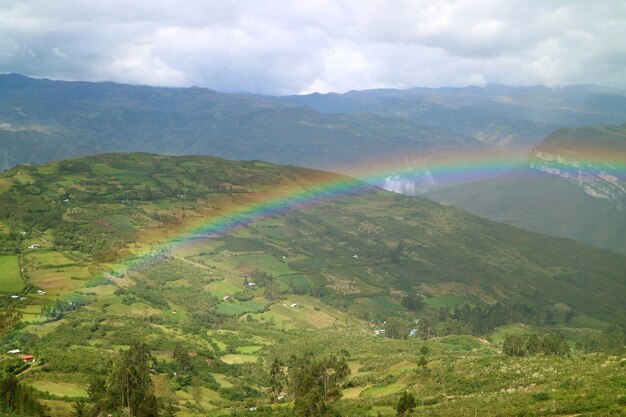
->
0, 0, 624, 93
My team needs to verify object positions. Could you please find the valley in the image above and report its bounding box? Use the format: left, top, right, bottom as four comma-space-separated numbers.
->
0, 154, 624, 416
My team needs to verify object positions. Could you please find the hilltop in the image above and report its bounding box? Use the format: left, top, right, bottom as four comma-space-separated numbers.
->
0, 153, 625, 416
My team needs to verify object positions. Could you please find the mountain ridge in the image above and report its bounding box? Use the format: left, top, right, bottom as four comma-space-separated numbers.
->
427, 123, 626, 254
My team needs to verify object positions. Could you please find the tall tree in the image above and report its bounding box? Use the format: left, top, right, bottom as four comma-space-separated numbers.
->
106, 342, 158, 417
396, 391, 416, 416
288, 352, 350, 417
268, 358, 285, 402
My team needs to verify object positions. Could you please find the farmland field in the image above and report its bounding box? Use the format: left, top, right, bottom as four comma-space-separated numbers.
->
0, 255, 23, 293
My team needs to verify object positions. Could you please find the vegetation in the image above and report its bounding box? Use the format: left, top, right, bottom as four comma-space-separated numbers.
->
0, 374, 45, 416
0, 153, 624, 416
288, 352, 350, 417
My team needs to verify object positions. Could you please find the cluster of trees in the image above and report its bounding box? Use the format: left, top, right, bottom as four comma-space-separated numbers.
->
87, 342, 159, 417
41, 299, 80, 321
0, 306, 22, 338
269, 352, 351, 417
396, 391, 416, 416
575, 330, 625, 355
383, 301, 574, 341
0, 374, 45, 416
502, 334, 570, 357
54, 221, 123, 262
451, 303, 549, 335
0, 232, 22, 255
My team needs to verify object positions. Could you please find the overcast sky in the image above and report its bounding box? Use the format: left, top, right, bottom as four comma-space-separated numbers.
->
1, 0, 625, 95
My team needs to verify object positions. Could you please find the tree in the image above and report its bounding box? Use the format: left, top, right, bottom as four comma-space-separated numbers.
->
263, 278, 280, 301
401, 294, 422, 312
288, 352, 350, 417
396, 391, 416, 416
503, 335, 526, 357
268, 358, 285, 402
106, 342, 158, 417
0, 374, 45, 416
87, 375, 107, 416
417, 356, 428, 368
71, 400, 89, 417
160, 398, 178, 417
0, 307, 22, 339
385, 317, 410, 339
173, 343, 191, 373
390, 242, 405, 264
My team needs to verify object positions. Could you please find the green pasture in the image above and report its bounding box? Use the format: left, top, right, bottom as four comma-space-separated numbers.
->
211, 373, 234, 388
488, 323, 533, 344
25, 373, 88, 398
0, 255, 23, 292
0, 178, 12, 192
105, 301, 162, 317
250, 298, 341, 330
29, 265, 91, 293
216, 298, 266, 316
220, 353, 259, 364
205, 280, 242, 298
29, 251, 78, 268
278, 274, 312, 290
348, 296, 404, 317
223, 253, 296, 276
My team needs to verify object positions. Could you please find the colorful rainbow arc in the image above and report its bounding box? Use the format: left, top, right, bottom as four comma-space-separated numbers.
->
122, 151, 626, 265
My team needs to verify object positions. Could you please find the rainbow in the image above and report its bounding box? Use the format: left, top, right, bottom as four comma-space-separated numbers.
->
122, 148, 626, 265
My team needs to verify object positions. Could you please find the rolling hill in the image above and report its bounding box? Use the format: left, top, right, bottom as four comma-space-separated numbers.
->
0, 153, 625, 416
427, 123, 626, 254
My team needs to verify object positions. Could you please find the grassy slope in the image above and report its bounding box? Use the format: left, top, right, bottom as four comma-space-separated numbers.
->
0, 153, 625, 416
0, 255, 22, 292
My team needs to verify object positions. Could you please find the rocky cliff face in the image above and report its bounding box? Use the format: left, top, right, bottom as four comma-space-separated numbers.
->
529, 149, 625, 210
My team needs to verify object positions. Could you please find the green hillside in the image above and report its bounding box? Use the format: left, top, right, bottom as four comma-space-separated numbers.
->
0, 153, 624, 416
427, 123, 626, 254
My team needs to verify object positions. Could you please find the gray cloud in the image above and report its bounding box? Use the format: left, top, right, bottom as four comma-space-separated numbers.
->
0, 0, 625, 94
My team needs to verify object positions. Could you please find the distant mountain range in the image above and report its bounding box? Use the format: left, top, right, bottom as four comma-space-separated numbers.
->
0, 74, 479, 172
427, 123, 626, 254
2, 74, 626, 185
277, 84, 626, 150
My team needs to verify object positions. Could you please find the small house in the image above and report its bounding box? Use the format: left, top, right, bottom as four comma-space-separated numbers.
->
28, 244, 41, 250
7, 349, 20, 355
374, 329, 385, 336
20, 355, 35, 363
290, 303, 299, 308
223, 295, 231, 301
246, 282, 257, 288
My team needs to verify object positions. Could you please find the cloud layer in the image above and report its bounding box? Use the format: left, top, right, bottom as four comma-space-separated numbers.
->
1, 0, 625, 94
